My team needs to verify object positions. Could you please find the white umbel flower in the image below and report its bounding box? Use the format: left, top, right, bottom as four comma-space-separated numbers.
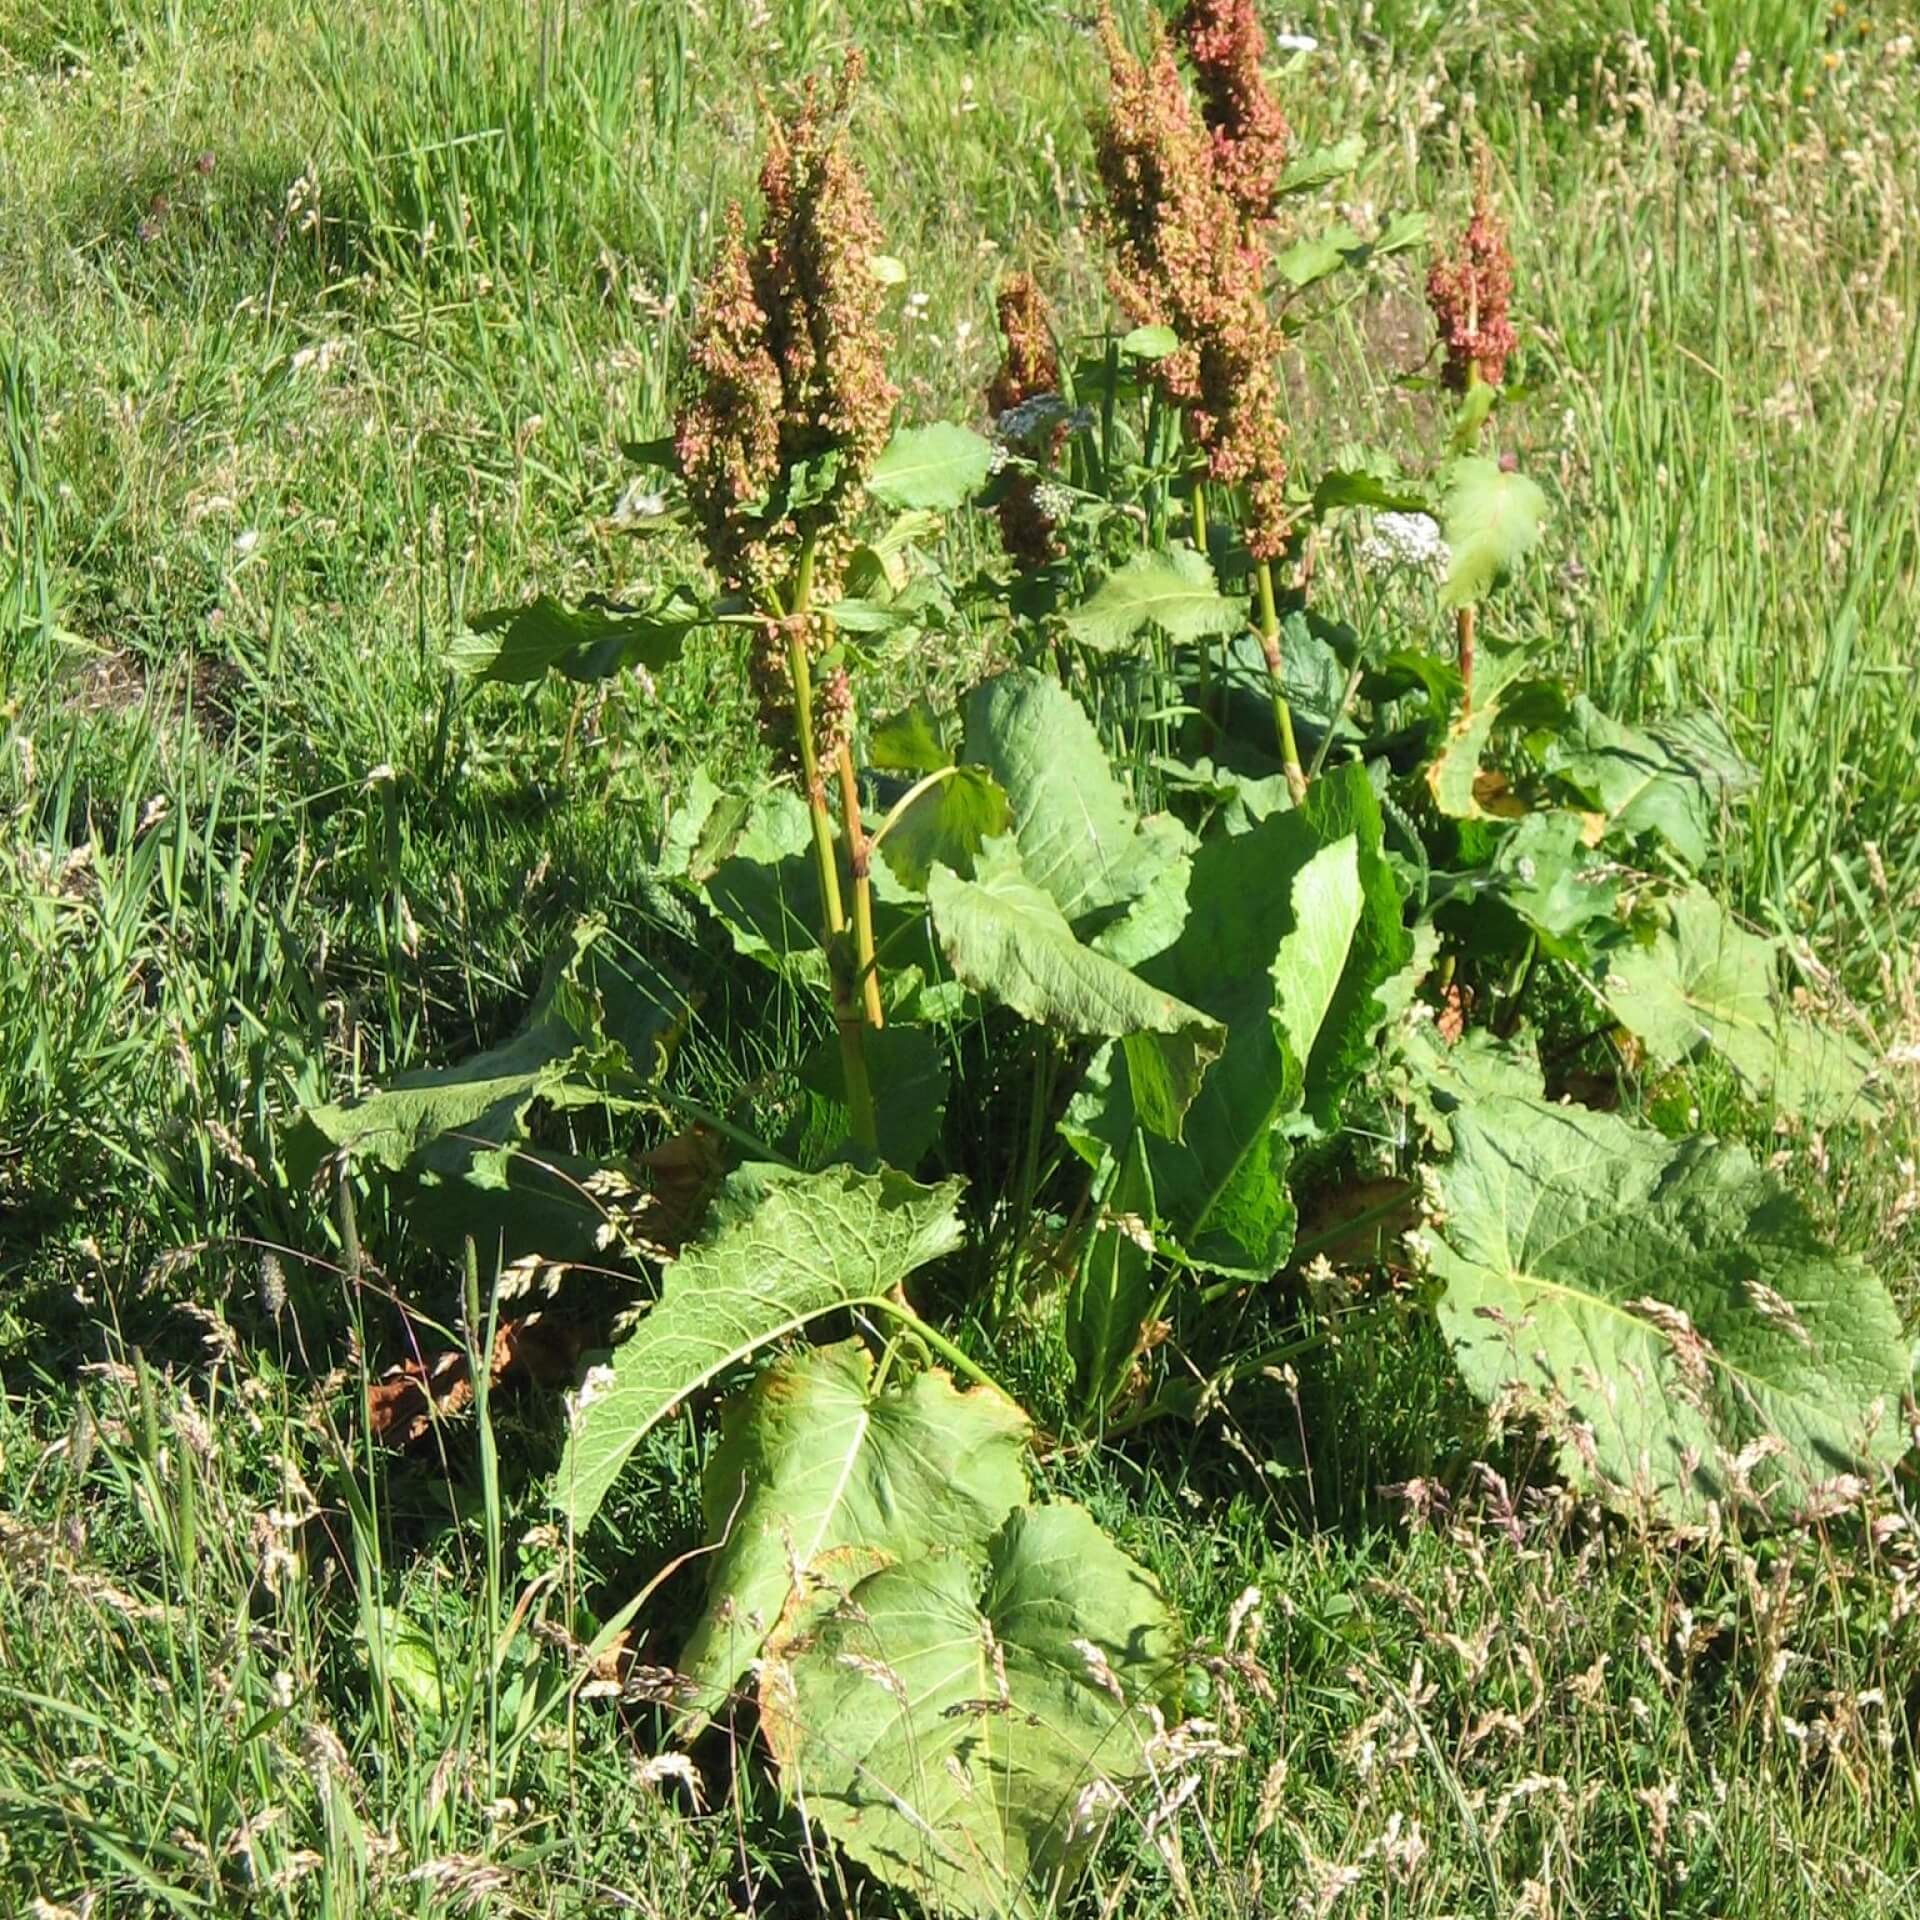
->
1358, 510, 1448, 578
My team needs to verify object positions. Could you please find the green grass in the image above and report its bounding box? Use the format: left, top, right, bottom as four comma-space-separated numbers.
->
4, 0, 1920, 1912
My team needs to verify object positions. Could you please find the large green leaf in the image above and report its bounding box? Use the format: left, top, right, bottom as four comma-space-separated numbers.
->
678, 1339, 1029, 1726
1423, 647, 1567, 818
1438, 457, 1547, 608
553, 1168, 966, 1531
1546, 696, 1713, 864
1062, 547, 1243, 653
868, 423, 995, 510
762, 1503, 1182, 1920
1603, 887, 1873, 1124
875, 765, 1013, 891
1428, 1095, 1909, 1523
927, 839, 1223, 1139
453, 590, 702, 683
1064, 765, 1407, 1277
1294, 766, 1413, 1124
959, 670, 1180, 924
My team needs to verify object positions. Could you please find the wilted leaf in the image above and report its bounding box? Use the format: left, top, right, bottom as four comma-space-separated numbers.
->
762, 1503, 1181, 1920
1066, 1126, 1158, 1415
553, 1168, 966, 1531
677, 1339, 1029, 1726
1429, 1094, 1909, 1523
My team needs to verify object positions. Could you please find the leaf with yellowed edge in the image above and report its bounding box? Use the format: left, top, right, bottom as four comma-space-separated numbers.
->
676, 1339, 1029, 1732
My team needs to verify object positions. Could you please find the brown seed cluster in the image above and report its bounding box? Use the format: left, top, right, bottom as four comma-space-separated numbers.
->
1175, 0, 1292, 222
1093, 10, 1291, 560
1427, 179, 1519, 394
986, 273, 1066, 566
676, 54, 897, 601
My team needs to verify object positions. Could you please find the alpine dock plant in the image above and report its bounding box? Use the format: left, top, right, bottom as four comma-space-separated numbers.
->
676, 53, 895, 1140
284, 36, 1916, 1920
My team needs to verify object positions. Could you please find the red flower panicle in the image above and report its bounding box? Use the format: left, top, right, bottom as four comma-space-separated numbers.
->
1175, 0, 1291, 222
1426, 177, 1518, 394
676, 205, 783, 594
676, 54, 896, 600
1094, 10, 1290, 560
986, 272, 1066, 566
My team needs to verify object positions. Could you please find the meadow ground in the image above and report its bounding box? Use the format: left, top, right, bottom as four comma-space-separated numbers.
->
3, 0, 1920, 1914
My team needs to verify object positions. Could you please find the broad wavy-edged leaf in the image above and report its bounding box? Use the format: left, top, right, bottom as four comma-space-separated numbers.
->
290, 929, 669, 1177
868, 423, 994, 510
1064, 547, 1244, 653
454, 590, 702, 683
1438, 457, 1547, 608
678, 1339, 1029, 1727
762, 1503, 1181, 1920
1063, 822, 1334, 1276
1546, 696, 1713, 864
960, 669, 1185, 923
869, 699, 952, 775
1064, 766, 1406, 1277
1428, 1094, 1909, 1523
927, 840, 1222, 1139
1293, 766, 1413, 1123
1603, 887, 1873, 1124
876, 765, 1012, 891
553, 1168, 966, 1531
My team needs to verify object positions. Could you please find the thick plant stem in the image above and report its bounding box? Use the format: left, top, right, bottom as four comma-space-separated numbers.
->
785, 540, 876, 1154
836, 746, 885, 1031
1457, 601, 1477, 715
1190, 475, 1208, 554
1255, 560, 1307, 802
784, 648, 846, 938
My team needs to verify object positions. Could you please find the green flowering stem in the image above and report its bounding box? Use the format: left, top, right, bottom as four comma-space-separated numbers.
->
835, 745, 886, 1032
785, 537, 877, 1155
1255, 558, 1306, 802
1456, 369, 1488, 713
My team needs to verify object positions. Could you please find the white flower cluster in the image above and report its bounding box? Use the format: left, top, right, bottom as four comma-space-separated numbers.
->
1358, 510, 1449, 579
1031, 480, 1077, 523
